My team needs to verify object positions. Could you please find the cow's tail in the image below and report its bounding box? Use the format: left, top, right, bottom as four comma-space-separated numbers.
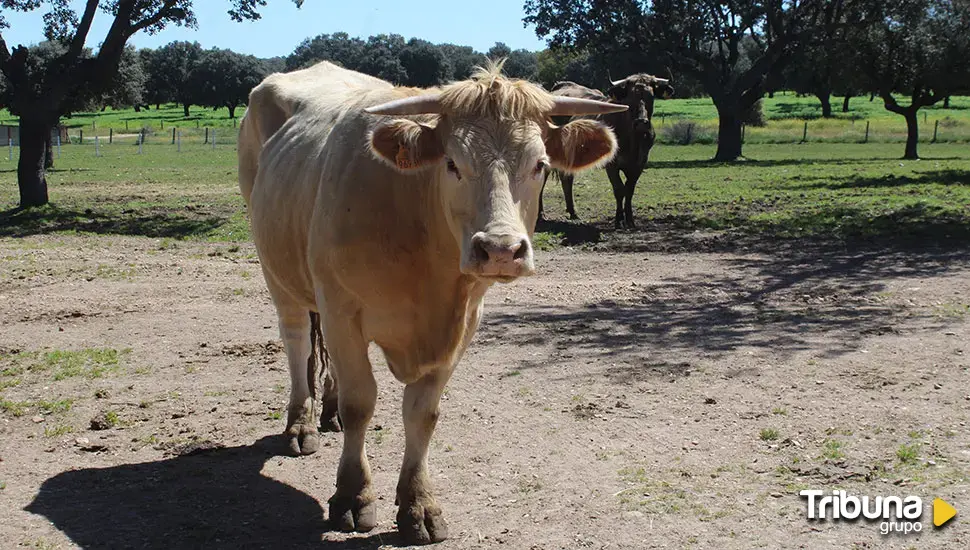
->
309, 311, 341, 431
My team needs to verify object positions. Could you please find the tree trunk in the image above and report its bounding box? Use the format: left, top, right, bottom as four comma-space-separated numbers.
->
903, 110, 919, 160
228, 105, 236, 119
155, 103, 161, 110
842, 95, 851, 113
45, 131, 54, 170
943, 96, 951, 108
134, 105, 141, 112
183, 104, 190, 117
17, 118, 53, 207
818, 92, 833, 118
714, 106, 743, 161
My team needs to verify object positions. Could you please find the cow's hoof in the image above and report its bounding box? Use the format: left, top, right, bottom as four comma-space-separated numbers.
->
397, 499, 449, 544
285, 423, 319, 456
320, 407, 342, 433
329, 494, 377, 533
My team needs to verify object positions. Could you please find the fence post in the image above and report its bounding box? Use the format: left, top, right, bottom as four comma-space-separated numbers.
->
233, 118, 237, 129
172, 127, 176, 145
109, 128, 113, 144
160, 119, 164, 130
801, 121, 808, 143
79, 129, 83, 144
7, 138, 11, 161
864, 120, 870, 143
204, 128, 209, 145
138, 130, 144, 154
93, 120, 97, 131
196, 120, 200, 128
212, 129, 217, 149
177, 130, 181, 153
95, 136, 100, 157
125, 120, 129, 131
56, 133, 61, 158
932, 120, 939, 143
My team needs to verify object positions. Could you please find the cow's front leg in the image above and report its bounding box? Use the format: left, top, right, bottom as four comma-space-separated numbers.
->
324, 315, 378, 533
606, 167, 626, 229
396, 368, 453, 544
277, 308, 320, 456
622, 169, 642, 229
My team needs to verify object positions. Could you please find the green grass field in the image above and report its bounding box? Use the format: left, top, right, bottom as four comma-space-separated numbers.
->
2, 140, 968, 250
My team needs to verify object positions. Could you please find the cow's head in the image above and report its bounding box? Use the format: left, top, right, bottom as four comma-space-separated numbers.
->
606, 73, 675, 133
365, 64, 624, 282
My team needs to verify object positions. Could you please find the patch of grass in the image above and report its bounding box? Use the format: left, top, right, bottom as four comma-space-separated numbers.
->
771, 407, 788, 416
0, 377, 21, 390
0, 399, 28, 416
532, 231, 564, 251
759, 428, 780, 442
40, 348, 128, 381
267, 409, 283, 421
897, 443, 921, 465
38, 399, 73, 414
822, 439, 846, 460
44, 424, 74, 438
499, 369, 522, 379
0, 481, 5, 490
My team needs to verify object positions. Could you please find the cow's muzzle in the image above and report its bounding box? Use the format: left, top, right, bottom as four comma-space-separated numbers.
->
464, 232, 535, 280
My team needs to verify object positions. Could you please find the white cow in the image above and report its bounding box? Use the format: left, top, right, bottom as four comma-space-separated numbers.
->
238, 60, 624, 544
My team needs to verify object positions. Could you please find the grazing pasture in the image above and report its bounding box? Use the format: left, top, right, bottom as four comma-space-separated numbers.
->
1, 140, 969, 548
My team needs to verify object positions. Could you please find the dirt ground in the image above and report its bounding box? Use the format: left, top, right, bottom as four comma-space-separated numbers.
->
1, 231, 968, 549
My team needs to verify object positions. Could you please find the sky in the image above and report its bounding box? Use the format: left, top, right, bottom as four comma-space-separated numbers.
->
1, 1, 548, 57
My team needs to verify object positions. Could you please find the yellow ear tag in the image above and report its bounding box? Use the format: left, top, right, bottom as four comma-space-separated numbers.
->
396, 147, 414, 170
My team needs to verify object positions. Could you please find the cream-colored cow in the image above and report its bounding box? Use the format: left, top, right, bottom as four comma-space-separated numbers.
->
238, 60, 624, 544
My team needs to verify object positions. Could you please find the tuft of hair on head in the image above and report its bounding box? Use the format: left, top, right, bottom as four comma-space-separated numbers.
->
438, 57, 554, 121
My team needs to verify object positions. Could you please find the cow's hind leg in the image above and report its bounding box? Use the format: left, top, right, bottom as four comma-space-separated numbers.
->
324, 314, 378, 533
622, 169, 642, 229
396, 368, 453, 544
277, 306, 320, 456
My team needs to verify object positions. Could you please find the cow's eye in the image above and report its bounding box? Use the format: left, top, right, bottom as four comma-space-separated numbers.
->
446, 158, 461, 179
534, 160, 548, 176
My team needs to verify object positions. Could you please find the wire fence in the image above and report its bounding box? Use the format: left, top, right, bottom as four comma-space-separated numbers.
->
3, 116, 970, 163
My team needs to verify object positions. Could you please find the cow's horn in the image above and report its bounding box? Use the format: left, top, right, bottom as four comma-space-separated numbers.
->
654, 78, 670, 84
549, 97, 628, 116
364, 94, 441, 115
608, 71, 624, 87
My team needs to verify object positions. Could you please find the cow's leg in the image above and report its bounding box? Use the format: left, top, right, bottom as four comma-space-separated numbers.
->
277, 306, 319, 456
324, 314, 378, 533
606, 167, 626, 229
396, 368, 453, 544
622, 169, 642, 229
561, 173, 579, 220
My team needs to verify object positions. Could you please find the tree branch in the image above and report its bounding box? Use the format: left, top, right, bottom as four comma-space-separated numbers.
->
66, 0, 101, 61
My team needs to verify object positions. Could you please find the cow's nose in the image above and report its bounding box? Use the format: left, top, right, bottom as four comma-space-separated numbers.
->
470, 233, 533, 277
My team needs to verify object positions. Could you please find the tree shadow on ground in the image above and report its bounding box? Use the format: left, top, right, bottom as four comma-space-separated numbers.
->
24, 436, 397, 549
479, 243, 968, 382
0, 204, 228, 239
535, 217, 602, 246
807, 170, 970, 190
647, 156, 966, 171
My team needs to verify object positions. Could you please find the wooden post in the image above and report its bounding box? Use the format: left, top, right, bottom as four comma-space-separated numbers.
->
125, 120, 129, 131
177, 130, 181, 153
56, 133, 61, 158
7, 137, 11, 161
79, 129, 83, 144
196, 120, 200, 128
138, 130, 144, 154
95, 136, 100, 157
933, 120, 939, 143
864, 121, 870, 143
172, 127, 176, 145
233, 118, 237, 129
109, 128, 113, 144
212, 129, 217, 149
204, 128, 209, 145
160, 119, 164, 130
801, 121, 808, 143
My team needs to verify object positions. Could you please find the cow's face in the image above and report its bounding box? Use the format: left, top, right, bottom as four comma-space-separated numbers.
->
608, 76, 675, 133
369, 116, 618, 282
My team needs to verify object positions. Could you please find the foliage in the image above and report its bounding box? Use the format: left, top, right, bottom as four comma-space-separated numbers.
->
148, 41, 204, 114
188, 48, 266, 118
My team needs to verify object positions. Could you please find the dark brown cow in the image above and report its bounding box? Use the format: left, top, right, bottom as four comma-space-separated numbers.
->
540, 73, 675, 228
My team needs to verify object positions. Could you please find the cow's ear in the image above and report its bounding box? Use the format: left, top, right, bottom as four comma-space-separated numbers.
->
369, 119, 444, 172
545, 119, 618, 173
